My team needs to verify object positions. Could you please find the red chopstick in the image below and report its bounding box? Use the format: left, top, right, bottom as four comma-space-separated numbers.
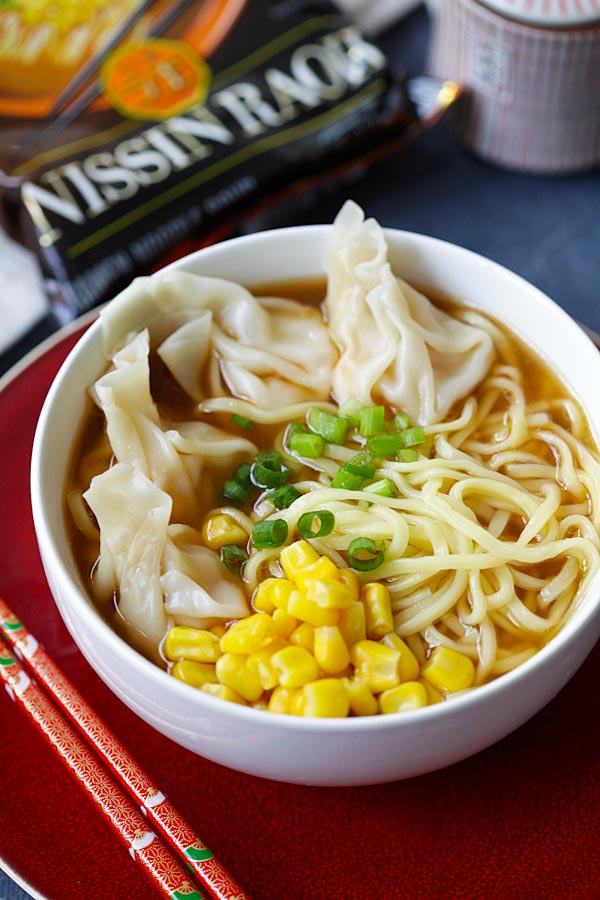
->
0, 641, 202, 898
0, 597, 250, 900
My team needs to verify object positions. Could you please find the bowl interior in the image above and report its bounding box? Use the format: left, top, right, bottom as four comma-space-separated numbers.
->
29, 223, 600, 781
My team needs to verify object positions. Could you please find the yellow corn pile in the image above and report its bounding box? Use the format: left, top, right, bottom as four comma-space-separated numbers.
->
165, 540, 475, 717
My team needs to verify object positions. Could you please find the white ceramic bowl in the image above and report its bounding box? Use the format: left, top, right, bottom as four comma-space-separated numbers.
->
31, 224, 600, 786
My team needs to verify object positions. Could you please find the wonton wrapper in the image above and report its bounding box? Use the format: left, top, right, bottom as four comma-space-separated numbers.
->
161, 525, 249, 623
324, 201, 495, 424
100, 271, 336, 409
84, 463, 171, 648
92, 330, 256, 522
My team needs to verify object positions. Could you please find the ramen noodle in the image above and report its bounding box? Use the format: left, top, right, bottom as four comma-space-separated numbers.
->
66, 202, 600, 717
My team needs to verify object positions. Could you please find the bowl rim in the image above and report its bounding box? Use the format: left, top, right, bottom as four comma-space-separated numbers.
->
30, 221, 600, 732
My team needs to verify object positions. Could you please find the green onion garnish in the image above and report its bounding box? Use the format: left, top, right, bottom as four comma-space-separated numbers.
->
363, 478, 397, 498
307, 408, 348, 445
401, 426, 426, 447
331, 468, 364, 490
297, 510, 335, 539
250, 450, 290, 489
230, 414, 253, 430
394, 410, 411, 430
339, 399, 364, 427
251, 518, 289, 549
220, 460, 254, 504
397, 448, 419, 463
221, 479, 250, 504
270, 484, 301, 509
220, 544, 248, 574
367, 434, 405, 458
287, 423, 325, 459
359, 405, 385, 436
343, 452, 375, 479
347, 537, 386, 572
232, 461, 252, 487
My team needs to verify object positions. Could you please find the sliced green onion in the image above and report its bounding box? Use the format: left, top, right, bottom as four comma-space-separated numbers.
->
367, 434, 404, 458
394, 410, 411, 430
270, 484, 301, 509
232, 460, 253, 487
359, 405, 385, 436
331, 468, 364, 490
397, 448, 419, 463
363, 478, 397, 498
401, 426, 426, 447
307, 408, 348, 445
298, 510, 335, 539
220, 460, 254, 504
339, 399, 364, 427
287, 423, 325, 458
250, 450, 290, 489
221, 479, 250, 504
343, 452, 376, 479
347, 537, 385, 572
255, 449, 281, 463
230, 414, 253, 430
251, 518, 289, 549
220, 544, 248, 574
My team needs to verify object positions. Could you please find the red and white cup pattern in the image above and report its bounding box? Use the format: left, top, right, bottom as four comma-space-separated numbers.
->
427, 0, 600, 173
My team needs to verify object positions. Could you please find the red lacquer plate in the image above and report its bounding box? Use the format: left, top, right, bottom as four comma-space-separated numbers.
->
2, 320, 600, 900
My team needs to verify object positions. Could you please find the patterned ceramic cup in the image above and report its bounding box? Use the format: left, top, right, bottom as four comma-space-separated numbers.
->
427, 0, 600, 173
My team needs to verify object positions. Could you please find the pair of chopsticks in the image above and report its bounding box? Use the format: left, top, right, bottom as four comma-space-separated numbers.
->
0, 596, 250, 900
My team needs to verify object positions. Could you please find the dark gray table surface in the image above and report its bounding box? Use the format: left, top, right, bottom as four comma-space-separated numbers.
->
1, 5, 599, 898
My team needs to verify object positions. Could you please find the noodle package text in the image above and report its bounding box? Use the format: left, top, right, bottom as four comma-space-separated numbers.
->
0, 0, 457, 321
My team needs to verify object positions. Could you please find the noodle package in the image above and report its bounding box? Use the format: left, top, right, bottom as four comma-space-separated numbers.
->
0, 0, 458, 321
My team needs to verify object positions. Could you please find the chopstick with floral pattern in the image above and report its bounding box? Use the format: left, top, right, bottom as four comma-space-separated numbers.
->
0, 638, 202, 899
0, 597, 251, 900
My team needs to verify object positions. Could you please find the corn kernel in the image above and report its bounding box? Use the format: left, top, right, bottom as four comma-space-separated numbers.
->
210, 623, 227, 638
294, 555, 339, 589
268, 685, 300, 714
216, 653, 264, 702
337, 568, 360, 602
422, 646, 475, 694
289, 689, 307, 716
419, 678, 443, 705
220, 613, 276, 654
379, 681, 428, 714
380, 633, 420, 682
252, 577, 295, 614
342, 678, 378, 716
247, 638, 287, 691
272, 608, 298, 639
289, 622, 314, 651
302, 577, 354, 610
361, 582, 394, 639
202, 513, 247, 549
280, 540, 319, 580
313, 626, 351, 674
288, 591, 340, 627
201, 683, 247, 705
302, 679, 350, 718
338, 601, 366, 647
350, 640, 401, 693
271, 645, 319, 687
171, 660, 218, 688
164, 626, 222, 663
